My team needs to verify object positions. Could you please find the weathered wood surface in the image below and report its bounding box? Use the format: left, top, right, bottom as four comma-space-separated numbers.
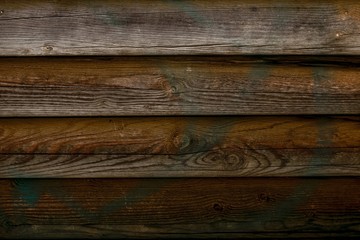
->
0, 116, 358, 177
0, 178, 359, 239
0, 57, 359, 116
1, 0, 360, 56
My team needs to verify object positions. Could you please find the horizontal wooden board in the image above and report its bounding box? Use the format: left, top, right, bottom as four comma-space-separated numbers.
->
0, 57, 359, 116
1, 0, 360, 55
0, 178, 359, 238
0, 116, 359, 177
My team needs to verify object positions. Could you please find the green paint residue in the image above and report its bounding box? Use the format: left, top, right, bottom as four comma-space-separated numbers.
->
15, 179, 42, 206
166, 0, 208, 26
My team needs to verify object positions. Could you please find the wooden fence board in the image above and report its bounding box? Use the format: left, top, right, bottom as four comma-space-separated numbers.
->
1, 0, 360, 56
0, 178, 359, 238
1, 57, 359, 116
1, 1, 360, 239
0, 116, 358, 177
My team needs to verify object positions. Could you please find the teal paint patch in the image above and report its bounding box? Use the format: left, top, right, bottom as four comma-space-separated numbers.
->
45, 183, 98, 221
0, 208, 12, 231
254, 126, 332, 225
248, 64, 271, 81
98, 179, 174, 219
259, 180, 320, 229
308, 117, 334, 175
165, 0, 208, 26
178, 118, 235, 155
249, 69, 335, 227
157, 61, 180, 92
102, 13, 124, 26
43, 179, 176, 223
309, 67, 334, 174
156, 59, 200, 112
14, 179, 43, 206
268, 4, 295, 39
231, 179, 322, 231
245, 63, 271, 92
85, 1, 125, 28
96, 0, 209, 29
312, 67, 330, 113
261, 119, 334, 220
157, 60, 235, 164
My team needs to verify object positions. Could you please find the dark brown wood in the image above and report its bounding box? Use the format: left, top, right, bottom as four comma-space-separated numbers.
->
0, 178, 359, 238
1, 1, 360, 239
0, 116, 358, 177
0, 57, 359, 116
1, 0, 360, 55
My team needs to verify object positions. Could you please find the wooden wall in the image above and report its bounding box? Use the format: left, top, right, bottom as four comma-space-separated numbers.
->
0, 0, 359, 239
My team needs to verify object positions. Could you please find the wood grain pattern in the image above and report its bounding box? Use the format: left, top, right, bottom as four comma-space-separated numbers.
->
2, 1, 360, 239
1, 0, 360, 56
0, 57, 359, 116
0, 178, 359, 238
0, 116, 359, 177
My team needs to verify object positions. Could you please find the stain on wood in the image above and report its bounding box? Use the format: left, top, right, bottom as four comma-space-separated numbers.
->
0, 116, 358, 177
1, 1, 360, 238
0, 178, 359, 238
0, 57, 359, 116
1, 0, 360, 55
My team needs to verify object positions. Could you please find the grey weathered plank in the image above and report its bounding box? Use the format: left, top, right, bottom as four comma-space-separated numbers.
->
0, 116, 359, 177
1, 0, 360, 55
0, 57, 359, 116
0, 178, 359, 238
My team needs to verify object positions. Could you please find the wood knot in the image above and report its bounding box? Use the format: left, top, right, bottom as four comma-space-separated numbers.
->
306, 210, 317, 219
306, 205, 317, 219
173, 133, 191, 152
224, 154, 244, 170
250, 7, 257, 12
0, 10, 4, 14
207, 152, 222, 162
170, 86, 177, 93
161, 80, 181, 99
213, 203, 223, 212
258, 193, 274, 202
180, 135, 190, 149
203, 150, 244, 170
42, 44, 53, 52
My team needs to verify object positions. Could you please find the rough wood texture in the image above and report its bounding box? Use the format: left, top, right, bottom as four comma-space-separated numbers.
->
2, 1, 360, 239
1, 0, 360, 55
0, 57, 359, 116
0, 116, 358, 177
0, 178, 359, 238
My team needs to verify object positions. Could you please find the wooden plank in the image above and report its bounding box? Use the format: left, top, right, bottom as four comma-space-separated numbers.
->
3, 227, 359, 240
0, 57, 359, 116
0, 178, 359, 238
0, 116, 359, 177
1, 0, 360, 56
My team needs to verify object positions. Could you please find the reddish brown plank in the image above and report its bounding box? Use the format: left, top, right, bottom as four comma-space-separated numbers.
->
0, 57, 359, 116
0, 116, 359, 177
